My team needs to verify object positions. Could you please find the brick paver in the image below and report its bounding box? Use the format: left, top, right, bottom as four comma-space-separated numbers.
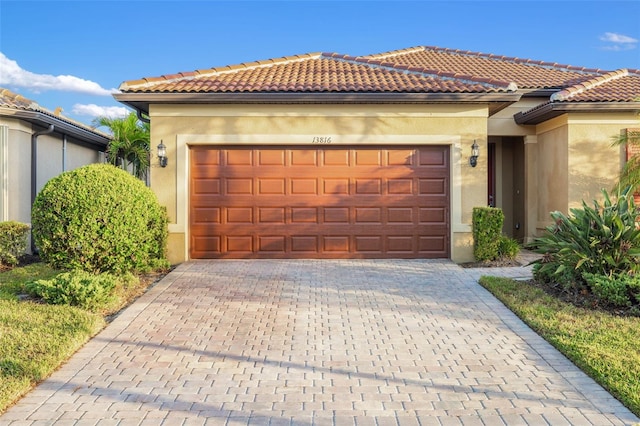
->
2, 259, 638, 425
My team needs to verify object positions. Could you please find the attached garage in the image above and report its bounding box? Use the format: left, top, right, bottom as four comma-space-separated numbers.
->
114, 48, 525, 263
190, 146, 449, 259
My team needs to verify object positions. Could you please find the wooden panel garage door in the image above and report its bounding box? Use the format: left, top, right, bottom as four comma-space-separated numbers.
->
190, 146, 449, 259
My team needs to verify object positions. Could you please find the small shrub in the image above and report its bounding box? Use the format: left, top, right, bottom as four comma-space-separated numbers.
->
32, 164, 169, 274
583, 272, 640, 308
473, 207, 505, 261
498, 236, 520, 260
26, 270, 136, 312
0, 222, 30, 267
531, 187, 640, 290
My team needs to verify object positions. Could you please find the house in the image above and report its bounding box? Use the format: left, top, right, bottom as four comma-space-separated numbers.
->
114, 46, 640, 263
0, 88, 111, 248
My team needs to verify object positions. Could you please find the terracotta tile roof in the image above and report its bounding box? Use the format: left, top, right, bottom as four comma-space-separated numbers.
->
550, 69, 640, 102
0, 87, 40, 109
363, 46, 606, 90
119, 52, 517, 94
118, 46, 639, 104
0, 87, 111, 139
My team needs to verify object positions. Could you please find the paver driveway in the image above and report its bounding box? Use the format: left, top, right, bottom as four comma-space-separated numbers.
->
2, 259, 639, 425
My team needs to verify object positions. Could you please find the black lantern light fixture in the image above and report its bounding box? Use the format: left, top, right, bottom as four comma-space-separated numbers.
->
157, 140, 167, 168
469, 140, 479, 167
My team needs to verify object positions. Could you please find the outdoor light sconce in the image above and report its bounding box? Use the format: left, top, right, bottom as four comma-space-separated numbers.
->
469, 140, 480, 167
157, 141, 168, 168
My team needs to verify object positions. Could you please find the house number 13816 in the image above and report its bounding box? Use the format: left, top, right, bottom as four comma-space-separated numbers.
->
312, 137, 332, 144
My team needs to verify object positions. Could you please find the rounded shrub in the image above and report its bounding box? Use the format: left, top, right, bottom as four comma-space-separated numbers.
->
32, 164, 169, 274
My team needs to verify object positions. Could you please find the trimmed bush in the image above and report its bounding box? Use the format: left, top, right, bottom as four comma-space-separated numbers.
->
0, 222, 30, 267
472, 207, 520, 262
31, 164, 169, 274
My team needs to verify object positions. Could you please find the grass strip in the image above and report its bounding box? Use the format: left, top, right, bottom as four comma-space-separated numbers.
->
479, 276, 640, 417
0, 300, 104, 412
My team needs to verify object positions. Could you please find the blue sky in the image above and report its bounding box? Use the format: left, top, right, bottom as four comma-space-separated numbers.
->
1, 0, 639, 128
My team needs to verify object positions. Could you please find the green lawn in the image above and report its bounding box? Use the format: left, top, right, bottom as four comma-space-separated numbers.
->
0, 299, 104, 412
0, 263, 154, 414
480, 276, 640, 417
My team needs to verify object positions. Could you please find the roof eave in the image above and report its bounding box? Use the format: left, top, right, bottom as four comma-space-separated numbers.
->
0, 108, 111, 147
114, 91, 522, 115
514, 102, 640, 125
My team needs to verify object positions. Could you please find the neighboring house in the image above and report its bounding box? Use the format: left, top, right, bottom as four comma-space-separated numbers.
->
114, 46, 640, 263
0, 88, 111, 249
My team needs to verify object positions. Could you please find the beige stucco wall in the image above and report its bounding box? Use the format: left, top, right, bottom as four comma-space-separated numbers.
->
533, 112, 639, 233
149, 103, 490, 264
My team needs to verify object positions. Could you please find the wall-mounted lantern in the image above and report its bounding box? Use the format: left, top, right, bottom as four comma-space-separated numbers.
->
469, 140, 479, 167
157, 141, 167, 168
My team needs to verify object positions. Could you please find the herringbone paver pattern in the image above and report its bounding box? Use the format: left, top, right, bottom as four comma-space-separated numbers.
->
2, 259, 638, 425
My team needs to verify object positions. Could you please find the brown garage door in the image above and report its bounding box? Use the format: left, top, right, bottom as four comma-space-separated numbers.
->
190, 146, 449, 259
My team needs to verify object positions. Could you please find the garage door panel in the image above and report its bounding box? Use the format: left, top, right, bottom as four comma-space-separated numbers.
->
258, 208, 285, 224
323, 236, 350, 252
227, 150, 253, 165
190, 146, 449, 259
388, 179, 413, 194
192, 207, 221, 224
291, 179, 318, 195
323, 178, 350, 195
388, 149, 415, 165
227, 207, 252, 223
355, 208, 382, 224
355, 179, 382, 195
258, 178, 286, 195
258, 150, 286, 166
355, 236, 382, 253
291, 207, 318, 223
419, 178, 447, 195
323, 150, 350, 166
227, 179, 253, 194
290, 150, 318, 166
258, 236, 286, 253
291, 236, 318, 252
324, 208, 349, 223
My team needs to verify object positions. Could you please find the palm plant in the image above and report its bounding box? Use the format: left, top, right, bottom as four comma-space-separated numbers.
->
93, 112, 150, 180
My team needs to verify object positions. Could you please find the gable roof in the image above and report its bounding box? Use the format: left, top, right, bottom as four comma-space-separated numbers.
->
119, 52, 517, 94
115, 46, 640, 122
0, 88, 111, 146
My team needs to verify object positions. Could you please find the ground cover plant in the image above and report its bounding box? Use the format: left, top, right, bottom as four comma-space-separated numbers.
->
479, 276, 640, 417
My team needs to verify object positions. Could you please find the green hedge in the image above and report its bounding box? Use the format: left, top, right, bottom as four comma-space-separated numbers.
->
472, 206, 519, 261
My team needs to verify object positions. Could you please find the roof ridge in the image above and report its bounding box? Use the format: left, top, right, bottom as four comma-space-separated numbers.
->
321, 52, 518, 91
119, 53, 324, 91
366, 45, 608, 75
550, 69, 630, 101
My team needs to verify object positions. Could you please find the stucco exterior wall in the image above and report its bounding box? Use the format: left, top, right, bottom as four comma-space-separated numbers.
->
0, 117, 104, 227
533, 112, 638, 233
566, 113, 636, 209
535, 116, 569, 232
149, 103, 489, 264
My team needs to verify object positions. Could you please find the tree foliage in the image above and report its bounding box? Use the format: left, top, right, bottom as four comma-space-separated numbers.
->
93, 112, 150, 180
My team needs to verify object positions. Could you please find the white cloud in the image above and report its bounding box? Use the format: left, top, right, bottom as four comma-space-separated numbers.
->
0, 52, 118, 96
72, 103, 130, 119
600, 32, 638, 44
599, 32, 638, 51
